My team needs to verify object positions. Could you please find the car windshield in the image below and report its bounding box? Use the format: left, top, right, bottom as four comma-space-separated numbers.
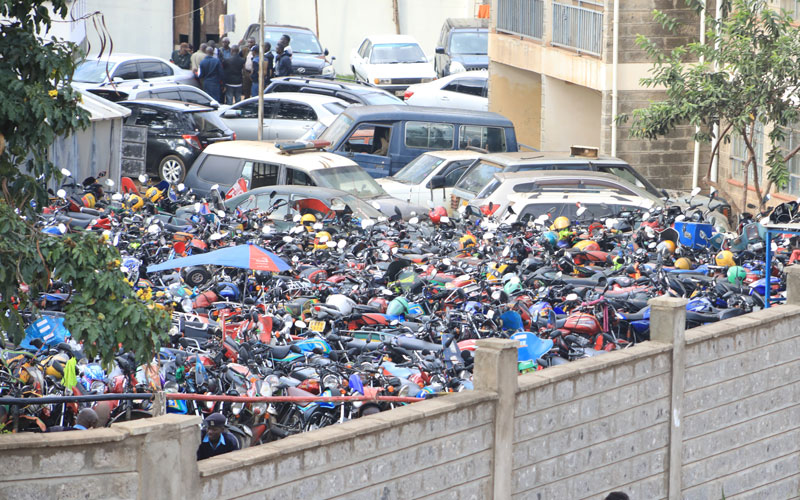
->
362, 92, 405, 105
74, 60, 117, 83
318, 113, 354, 144
476, 177, 501, 199
393, 154, 445, 184
188, 110, 228, 134
333, 194, 384, 219
450, 32, 488, 55
265, 30, 322, 54
455, 160, 503, 195
370, 43, 426, 64
312, 165, 387, 199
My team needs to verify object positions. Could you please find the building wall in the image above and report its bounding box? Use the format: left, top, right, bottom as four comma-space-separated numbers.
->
488, 61, 542, 149
84, 0, 174, 60
173, 0, 228, 47
541, 75, 602, 151
226, 0, 477, 76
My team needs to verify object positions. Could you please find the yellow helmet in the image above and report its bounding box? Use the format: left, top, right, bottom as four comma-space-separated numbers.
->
674, 257, 691, 270
573, 239, 599, 251
126, 194, 144, 211
145, 186, 163, 203
301, 213, 316, 232
715, 250, 735, 267
314, 231, 332, 250
656, 240, 676, 255
459, 234, 477, 249
551, 216, 570, 231
81, 193, 96, 209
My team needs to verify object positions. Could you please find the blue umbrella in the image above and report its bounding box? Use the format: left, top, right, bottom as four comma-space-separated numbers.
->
147, 243, 290, 273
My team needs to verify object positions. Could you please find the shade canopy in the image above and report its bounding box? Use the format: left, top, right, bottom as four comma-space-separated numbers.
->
147, 243, 290, 273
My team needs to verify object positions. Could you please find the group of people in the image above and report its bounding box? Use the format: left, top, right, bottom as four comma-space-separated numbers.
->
170, 35, 293, 105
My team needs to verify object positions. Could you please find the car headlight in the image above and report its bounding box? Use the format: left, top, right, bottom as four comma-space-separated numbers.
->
322, 65, 335, 76
375, 78, 391, 85
449, 61, 466, 74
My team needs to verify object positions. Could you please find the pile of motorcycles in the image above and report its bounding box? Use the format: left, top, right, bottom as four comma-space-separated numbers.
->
1, 168, 796, 448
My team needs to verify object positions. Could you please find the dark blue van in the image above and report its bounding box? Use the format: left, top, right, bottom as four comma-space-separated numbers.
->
317, 105, 517, 177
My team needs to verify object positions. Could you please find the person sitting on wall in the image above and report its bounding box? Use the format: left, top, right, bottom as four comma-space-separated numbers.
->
197, 412, 239, 460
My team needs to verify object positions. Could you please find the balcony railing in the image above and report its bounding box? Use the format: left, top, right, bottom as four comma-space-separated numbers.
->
552, 2, 603, 56
497, 0, 544, 40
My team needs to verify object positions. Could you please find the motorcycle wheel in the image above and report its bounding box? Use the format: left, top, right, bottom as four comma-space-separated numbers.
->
183, 267, 211, 287
304, 410, 337, 432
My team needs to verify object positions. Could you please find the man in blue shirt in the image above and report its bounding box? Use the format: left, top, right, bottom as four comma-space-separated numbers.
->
198, 46, 224, 102
197, 412, 239, 460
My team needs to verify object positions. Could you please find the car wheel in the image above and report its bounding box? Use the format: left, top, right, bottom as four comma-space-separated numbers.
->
159, 155, 186, 184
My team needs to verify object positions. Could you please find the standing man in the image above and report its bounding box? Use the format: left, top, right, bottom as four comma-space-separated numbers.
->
190, 43, 208, 74
250, 43, 274, 97
222, 45, 245, 104
242, 38, 256, 99
197, 413, 239, 460
170, 42, 191, 70
218, 37, 232, 61
198, 46, 223, 102
274, 41, 292, 77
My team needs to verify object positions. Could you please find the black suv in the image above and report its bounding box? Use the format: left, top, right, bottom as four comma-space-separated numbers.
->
243, 24, 335, 78
434, 18, 489, 78
265, 76, 404, 105
118, 100, 235, 184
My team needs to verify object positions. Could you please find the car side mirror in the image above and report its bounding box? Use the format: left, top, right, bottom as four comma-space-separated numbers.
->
209, 99, 220, 110
222, 109, 241, 118
428, 174, 446, 190
324, 48, 329, 56
435, 47, 445, 54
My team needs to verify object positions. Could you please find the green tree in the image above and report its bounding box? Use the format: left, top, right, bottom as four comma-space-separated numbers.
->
0, 0, 169, 363
618, 0, 800, 212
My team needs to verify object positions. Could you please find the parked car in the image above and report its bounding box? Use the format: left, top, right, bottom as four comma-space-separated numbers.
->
350, 35, 436, 95
84, 81, 219, 108
266, 76, 404, 105
376, 150, 482, 211
243, 24, 335, 78
404, 70, 488, 111
468, 170, 664, 220
183, 141, 425, 219
217, 93, 348, 141
118, 100, 235, 183
434, 18, 489, 77
72, 54, 198, 89
499, 191, 658, 225
318, 104, 517, 177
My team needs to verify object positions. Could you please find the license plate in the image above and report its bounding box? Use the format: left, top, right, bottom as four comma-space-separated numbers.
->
309, 320, 326, 332
395, 90, 405, 96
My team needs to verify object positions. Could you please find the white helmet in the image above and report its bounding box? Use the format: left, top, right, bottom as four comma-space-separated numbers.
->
325, 294, 356, 316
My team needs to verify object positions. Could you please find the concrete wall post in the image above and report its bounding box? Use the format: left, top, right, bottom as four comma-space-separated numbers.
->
473, 338, 518, 500
784, 265, 800, 306
151, 391, 166, 417
648, 296, 687, 500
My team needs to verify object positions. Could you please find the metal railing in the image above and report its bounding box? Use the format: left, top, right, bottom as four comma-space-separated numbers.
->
497, 0, 545, 40
552, 2, 604, 56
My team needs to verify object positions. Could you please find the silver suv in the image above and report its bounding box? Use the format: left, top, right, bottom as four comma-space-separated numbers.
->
84, 82, 219, 109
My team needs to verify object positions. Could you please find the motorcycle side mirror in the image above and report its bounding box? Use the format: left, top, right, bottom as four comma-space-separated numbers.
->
491, 290, 502, 301
409, 216, 419, 224
380, 252, 389, 261
648, 241, 656, 249
566, 293, 579, 302
105, 178, 115, 187
326, 240, 337, 248
762, 193, 771, 203
690, 187, 701, 197
710, 186, 717, 197
57, 189, 67, 199
313, 222, 323, 230
261, 225, 272, 235
112, 193, 123, 201
282, 235, 293, 243
391, 246, 399, 254
293, 214, 302, 222
443, 258, 452, 266
138, 174, 148, 184
294, 320, 307, 329
318, 234, 329, 243
440, 216, 450, 224
338, 239, 347, 249
216, 209, 226, 218
178, 183, 185, 192
61, 168, 72, 177
292, 255, 299, 263
675, 214, 686, 222
57, 223, 67, 234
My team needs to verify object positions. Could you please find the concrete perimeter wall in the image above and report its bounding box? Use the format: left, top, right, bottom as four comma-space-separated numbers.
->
4, 267, 800, 499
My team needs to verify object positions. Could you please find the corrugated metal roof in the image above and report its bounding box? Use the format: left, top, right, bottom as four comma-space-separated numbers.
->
77, 89, 131, 122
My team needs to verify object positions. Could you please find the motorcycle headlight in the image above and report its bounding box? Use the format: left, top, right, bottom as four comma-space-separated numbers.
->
90, 380, 107, 394
265, 374, 280, 390
322, 374, 339, 389
205, 400, 215, 410
449, 61, 466, 74
322, 65, 335, 76
252, 402, 267, 415
163, 381, 179, 393
397, 384, 409, 397
232, 402, 244, 415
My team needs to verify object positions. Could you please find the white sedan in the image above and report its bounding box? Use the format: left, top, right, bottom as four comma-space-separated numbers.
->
350, 34, 436, 96
404, 70, 488, 111
218, 93, 348, 141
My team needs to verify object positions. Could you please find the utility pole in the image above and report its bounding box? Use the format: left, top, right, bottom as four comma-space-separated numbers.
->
314, 0, 320, 37
257, 0, 265, 141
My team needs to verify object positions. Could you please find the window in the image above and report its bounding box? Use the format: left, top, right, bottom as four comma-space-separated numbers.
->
458, 125, 506, 152
140, 61, 169, 79
451, 78, 485, 97
152, 90, 181, 101
781, 125, 800, 196
270, 84, 298, 93
731, 122, 764, 182
237, 194, 290, 218
114, 62, 139, 80
133, 107, 177, 129
405, 122, 454, 149
444, 164, 469, 187
287, 168, 314, 186
358, 40, 371, 58
342, 124, 392, 156
275, 101, 316, 121
180, 89, 212, 106
197, 155, 243, 184
246, 162, 280, 189
232, 101, 259, 119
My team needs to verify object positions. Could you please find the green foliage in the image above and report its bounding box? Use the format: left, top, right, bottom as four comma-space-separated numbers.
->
617, 0, 800, 203
0, 0, 170, 363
